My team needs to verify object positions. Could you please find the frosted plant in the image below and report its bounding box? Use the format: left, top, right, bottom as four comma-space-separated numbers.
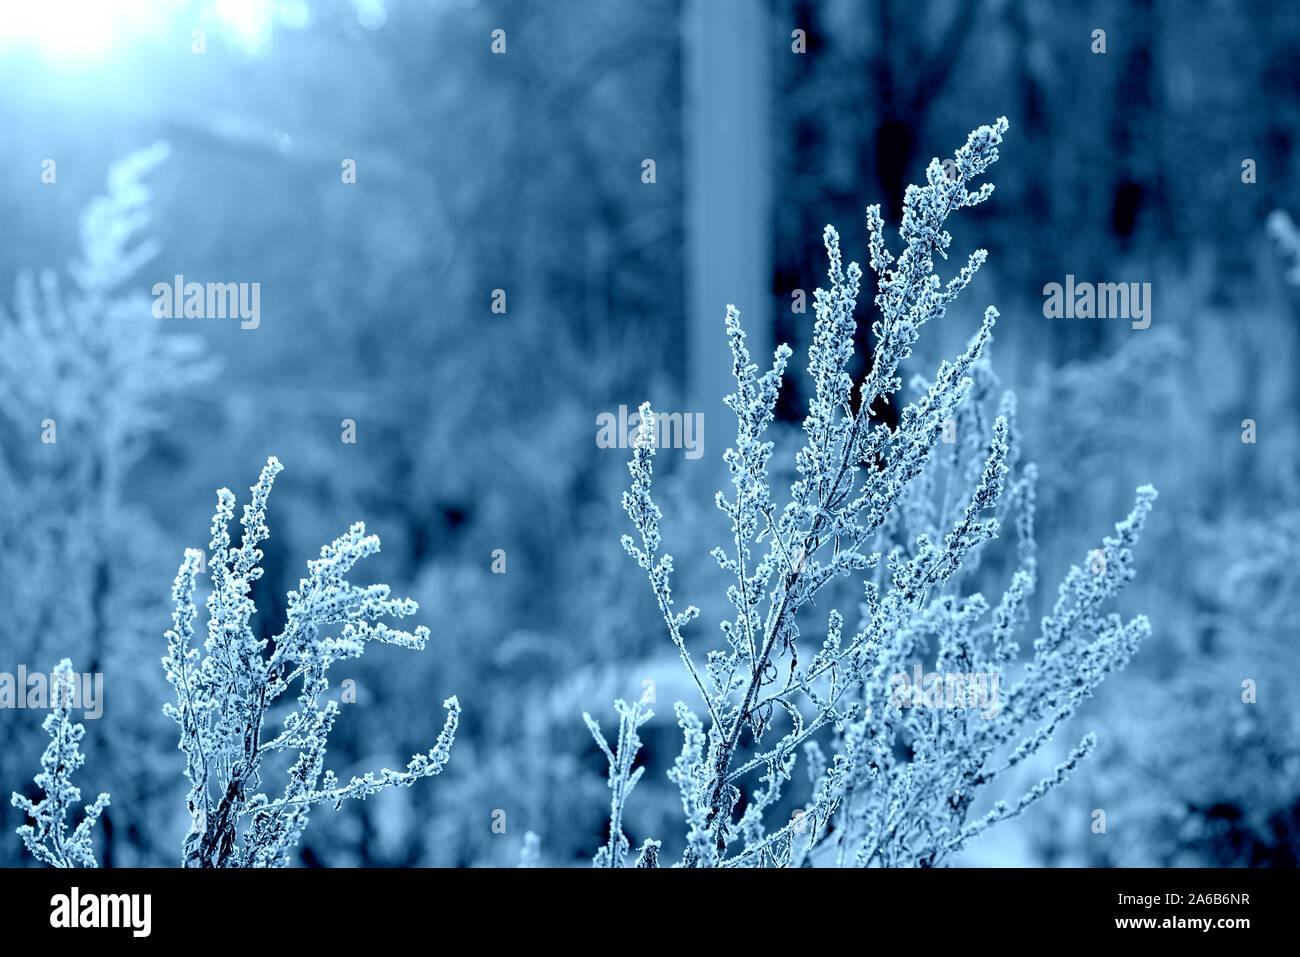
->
1267, 209, 1300, 286
612, 118, 1157, 867
584, 697, 652, 867
518, 830, 542, 867
10, 660, 111, 868
163, 457, 460, 867
0, 143, 214, 864
0, 142, 213, 659
14, 458, 459, 868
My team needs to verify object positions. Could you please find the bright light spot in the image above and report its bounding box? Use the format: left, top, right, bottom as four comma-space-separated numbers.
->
203, 0, 313, 54
0, 0, 180, 63
351, 0, 387, 31
208, 0, 273, 53
0, 0, 308, 64
278, 1, 309, 30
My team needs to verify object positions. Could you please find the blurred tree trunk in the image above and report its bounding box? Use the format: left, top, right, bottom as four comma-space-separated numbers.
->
684, 0, 772, 480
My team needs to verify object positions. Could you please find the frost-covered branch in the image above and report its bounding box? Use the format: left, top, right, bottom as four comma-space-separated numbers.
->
162, 457, 459, 867
584, 698, 653, 868
616, 118, 1158, 867
10, 660, 110, 868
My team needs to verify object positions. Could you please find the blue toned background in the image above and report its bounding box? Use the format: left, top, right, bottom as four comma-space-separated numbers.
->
0, 0, 1296, 867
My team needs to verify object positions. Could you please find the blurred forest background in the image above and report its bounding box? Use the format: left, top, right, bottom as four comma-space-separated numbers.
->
1, 0, 1298, 867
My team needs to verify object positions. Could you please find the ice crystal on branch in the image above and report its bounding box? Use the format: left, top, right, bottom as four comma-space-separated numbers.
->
615, 118, 1158, 867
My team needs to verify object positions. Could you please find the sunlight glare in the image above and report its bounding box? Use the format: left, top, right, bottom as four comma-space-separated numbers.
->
0, 0, 179, 63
